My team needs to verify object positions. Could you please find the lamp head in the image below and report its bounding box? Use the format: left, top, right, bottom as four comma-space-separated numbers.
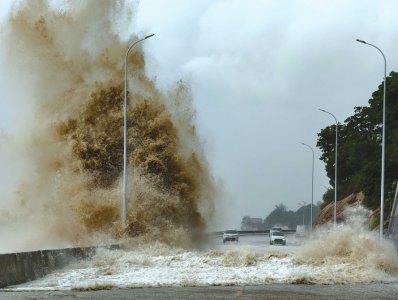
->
356, 39, 366, 44
145, 33, 155, 39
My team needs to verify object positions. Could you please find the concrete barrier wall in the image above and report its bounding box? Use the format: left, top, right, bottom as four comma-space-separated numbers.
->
0, 247, 97, 288
210, 230, 296, 236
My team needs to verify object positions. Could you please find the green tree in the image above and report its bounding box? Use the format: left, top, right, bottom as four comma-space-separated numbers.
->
317, 71, 398, 211
263, 203, 320, 229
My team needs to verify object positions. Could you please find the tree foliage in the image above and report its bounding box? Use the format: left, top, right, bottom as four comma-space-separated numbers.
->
263, 203, 320, 229
317, 71, 398, 210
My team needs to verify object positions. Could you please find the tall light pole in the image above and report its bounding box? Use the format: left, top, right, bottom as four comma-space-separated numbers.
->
319, 109, 338, 227
298, 201, 307, 227
122, 33, 155, 225
300, 142, 314, 232
356, 39, 387, 241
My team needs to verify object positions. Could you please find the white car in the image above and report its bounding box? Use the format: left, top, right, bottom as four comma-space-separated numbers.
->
269, 227, 283, 237
270, 231, 286, 245
223, 230, 239, 243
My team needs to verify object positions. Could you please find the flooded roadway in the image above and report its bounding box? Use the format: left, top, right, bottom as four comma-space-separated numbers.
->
210, 232, 300, 252
2, 226, 398, 299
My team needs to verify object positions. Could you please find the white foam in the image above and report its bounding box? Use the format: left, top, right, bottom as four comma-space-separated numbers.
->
6, 241, 397, 291
6, 206, 398, 290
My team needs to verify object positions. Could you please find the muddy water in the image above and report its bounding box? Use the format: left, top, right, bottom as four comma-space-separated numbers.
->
0, 0, 215, 252
6, 230, 398, 291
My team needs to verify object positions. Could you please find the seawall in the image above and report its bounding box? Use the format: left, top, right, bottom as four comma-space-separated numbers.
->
0, 246, 99, 288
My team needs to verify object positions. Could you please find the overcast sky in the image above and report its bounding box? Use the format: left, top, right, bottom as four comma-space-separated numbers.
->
1, 0, 398, 230
133, 0, 398, 229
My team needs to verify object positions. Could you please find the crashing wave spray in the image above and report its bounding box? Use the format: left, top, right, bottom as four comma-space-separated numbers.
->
0, 0, 215, 252
293, 205, 398, 283
8, 206, 398, 290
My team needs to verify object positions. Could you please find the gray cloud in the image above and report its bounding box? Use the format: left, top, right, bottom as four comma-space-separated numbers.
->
134, 0, 398, 229
1, 0, 397, 229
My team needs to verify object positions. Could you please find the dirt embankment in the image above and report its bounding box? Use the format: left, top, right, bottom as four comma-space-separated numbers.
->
314, 193, 365, 227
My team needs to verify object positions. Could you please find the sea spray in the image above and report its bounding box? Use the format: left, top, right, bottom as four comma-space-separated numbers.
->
8, 206, 398, 290
0, 0, 215, 252
294, 205, 398, 283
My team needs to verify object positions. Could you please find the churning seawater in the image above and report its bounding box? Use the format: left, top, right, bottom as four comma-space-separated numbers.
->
7, 210, 398, 291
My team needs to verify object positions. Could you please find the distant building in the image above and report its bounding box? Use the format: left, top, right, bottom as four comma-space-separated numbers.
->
241, 216, 264, 230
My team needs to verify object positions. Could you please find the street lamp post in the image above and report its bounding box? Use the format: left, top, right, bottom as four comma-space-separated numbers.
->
300, 142, 314, 232
319, 109, 338, 227
122, 33, 155, 225
356, 39, 387, 241
298, 201, 307, 227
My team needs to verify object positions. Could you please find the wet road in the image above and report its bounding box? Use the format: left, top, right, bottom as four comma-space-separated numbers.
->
2, 283, 398, 299
2, 233, 398, 299
209, 232, 301, 252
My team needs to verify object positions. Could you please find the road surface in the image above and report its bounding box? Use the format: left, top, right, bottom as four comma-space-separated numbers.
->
2, 283, 398, 299
1, 233, 398, 299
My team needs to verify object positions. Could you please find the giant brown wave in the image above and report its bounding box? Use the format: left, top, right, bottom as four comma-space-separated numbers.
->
0, 0, 215, 251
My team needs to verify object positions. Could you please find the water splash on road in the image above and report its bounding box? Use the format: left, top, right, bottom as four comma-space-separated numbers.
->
0, 0, 215, 252
8, 208, 398, 290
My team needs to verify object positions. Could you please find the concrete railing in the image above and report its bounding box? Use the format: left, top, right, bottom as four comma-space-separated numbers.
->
210, 230, 296, 236
0, 246, 117, 288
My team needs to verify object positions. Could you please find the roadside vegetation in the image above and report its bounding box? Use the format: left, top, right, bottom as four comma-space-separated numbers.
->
242, 203, 321, 230
263, 203, 321, 229
317, 71, 398, 214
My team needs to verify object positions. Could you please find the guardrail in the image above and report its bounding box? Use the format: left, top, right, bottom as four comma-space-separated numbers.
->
210, 230, 296, 236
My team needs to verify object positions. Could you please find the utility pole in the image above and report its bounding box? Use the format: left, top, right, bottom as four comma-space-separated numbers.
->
122, 33, 155, 225
356, 39, 387, 241
319, 109, 338, 227
300, 143, 314, 232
